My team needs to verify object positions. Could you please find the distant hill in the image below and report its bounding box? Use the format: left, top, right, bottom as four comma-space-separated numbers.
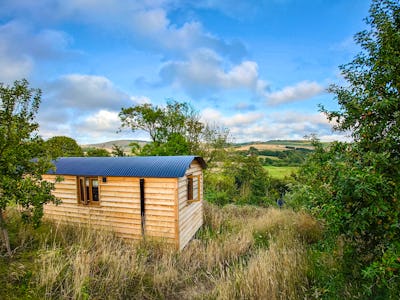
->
81, 140, 148, 154
81, 139, 315, 154
234, 140, 315, 151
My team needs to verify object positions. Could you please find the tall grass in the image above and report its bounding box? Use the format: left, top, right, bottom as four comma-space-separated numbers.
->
1, 203, 322, 299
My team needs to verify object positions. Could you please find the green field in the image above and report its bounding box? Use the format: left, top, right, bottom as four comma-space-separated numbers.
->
264, 166, 299, 179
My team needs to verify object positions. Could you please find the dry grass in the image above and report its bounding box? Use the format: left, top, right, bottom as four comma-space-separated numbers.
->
2, 203, 322, 299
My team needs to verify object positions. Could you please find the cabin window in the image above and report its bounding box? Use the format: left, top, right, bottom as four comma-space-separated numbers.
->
187, 175, 201, 203
77, 176, 100, 205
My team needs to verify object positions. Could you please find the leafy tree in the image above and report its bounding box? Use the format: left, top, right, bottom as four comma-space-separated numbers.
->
294, 1, 400, 296
0, 79, 58, 256
45, 136, 83, 158
120, 101, 232, 163
198, 124, 232, 166
85, 148, 110, 157
111, 144, 125, 157
119, 100, 204, 156
205, 154, 272, 206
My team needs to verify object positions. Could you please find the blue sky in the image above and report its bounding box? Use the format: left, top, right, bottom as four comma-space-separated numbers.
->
0, 0, 371, 144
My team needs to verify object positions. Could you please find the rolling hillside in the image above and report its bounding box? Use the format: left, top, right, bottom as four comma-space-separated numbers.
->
80, 139, 148, 153
82, 139, 315, 154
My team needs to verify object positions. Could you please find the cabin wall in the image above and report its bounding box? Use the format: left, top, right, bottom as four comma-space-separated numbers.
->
43, 175, 177, 242
177, 160, 204, 250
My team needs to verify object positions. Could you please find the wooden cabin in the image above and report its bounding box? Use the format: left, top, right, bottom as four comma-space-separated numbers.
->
43, 156, 206, 250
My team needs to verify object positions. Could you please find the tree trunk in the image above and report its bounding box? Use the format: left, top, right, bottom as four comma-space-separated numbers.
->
0, 209, 12, 256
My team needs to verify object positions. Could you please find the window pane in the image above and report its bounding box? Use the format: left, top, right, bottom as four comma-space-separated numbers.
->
79, 178, 85, 202
92, 179, 99, 201
187, 177, 193, 200
193, 176, 198, 200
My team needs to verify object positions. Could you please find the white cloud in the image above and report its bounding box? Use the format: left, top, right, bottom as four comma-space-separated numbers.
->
267, 81, 325, 105
0, 20, 73, 83
45, 74, 132, 111
201, 108, 264, 127
0, 55, 33, 84
224, 112, 265, 127
0, 1, 246, 61
159, 49, 267, 97
200, 107, 344, 142
0, 20, 72, 56
78, 110, 121, 136
38, 75, 150, 143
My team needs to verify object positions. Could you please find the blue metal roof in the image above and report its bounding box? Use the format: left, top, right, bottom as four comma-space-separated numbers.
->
47, 156, 206, 178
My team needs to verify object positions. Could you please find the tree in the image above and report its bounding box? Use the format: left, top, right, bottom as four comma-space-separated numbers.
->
199, 124, 232, 166
111, 144, 125, 157
295, 1, 400, 296
0, 79, 58, 256
45, 136, 83, 158
205, 153, 271, 206
324, 0, 400, 156
85, 148, 110, 157
119, 100, 204, 156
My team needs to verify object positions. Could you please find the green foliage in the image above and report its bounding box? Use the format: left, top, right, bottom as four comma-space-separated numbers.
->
111, 144, 125, 156
293, 137, 400, 297
205, 155, 274, 206
240, 147, 312, 166
290, 1, 400, 296
198, 124, 231, 166
120, 100, 203, 156
263, 166, 299, 179
84, 148, 110, 157
325, 0, 400, 156
45, 136, 83, 158
0, 79, 58, 255
204, 172, 236, 206
120, 100, 231, 161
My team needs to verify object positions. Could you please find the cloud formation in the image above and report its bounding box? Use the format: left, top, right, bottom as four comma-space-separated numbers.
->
158, 49, 267, 97
38, 74, 144, 143
0, 20, 72, 83
45, 74, 131, 111
0, 0, 348, 144
266, 81, 325, 105
201, 108, 264, 127
0, 0, 246, 62
201, 107, 342, 142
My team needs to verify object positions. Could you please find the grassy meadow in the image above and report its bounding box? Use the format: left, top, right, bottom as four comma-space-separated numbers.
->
0, 203, 325, 300
264, 166, 299, 179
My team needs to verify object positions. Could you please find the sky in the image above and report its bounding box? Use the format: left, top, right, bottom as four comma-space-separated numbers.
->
0, 0, 372, 144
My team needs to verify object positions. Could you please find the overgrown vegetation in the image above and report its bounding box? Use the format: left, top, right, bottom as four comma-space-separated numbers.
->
204, 154, 292, 207
1, 0, 399, 298
0, 203, 321, 300
237, 146, 313, 166
45, 136, 84, 158
0, 80, 58, 256
289, 0, 400, 297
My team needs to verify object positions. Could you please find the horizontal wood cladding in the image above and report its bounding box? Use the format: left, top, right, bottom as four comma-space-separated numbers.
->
43, 175, 178, 243
177, 161, 204, 250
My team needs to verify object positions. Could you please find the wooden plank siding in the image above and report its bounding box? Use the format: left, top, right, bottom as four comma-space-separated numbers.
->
43, 159, 204, 250
177, 160, 204, 250
43, 174, 178, 242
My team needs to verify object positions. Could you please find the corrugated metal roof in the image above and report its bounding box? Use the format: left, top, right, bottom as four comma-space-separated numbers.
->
47, 156, 206, 178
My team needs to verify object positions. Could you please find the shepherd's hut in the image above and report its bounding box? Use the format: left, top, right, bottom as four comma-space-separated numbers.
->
43, 156, 206, 250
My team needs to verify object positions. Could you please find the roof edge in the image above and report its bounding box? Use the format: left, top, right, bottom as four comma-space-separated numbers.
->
194, 156, 207, 169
